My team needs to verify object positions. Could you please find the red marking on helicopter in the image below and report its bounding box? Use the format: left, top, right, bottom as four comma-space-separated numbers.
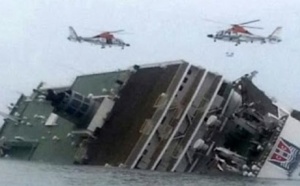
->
93, 32, 115, 39
230, 25, 252, 35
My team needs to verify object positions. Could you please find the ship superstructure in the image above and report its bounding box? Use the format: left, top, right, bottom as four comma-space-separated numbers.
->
0, 60, 299, 179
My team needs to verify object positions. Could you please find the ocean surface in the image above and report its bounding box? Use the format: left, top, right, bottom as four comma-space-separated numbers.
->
0, 159, 299, 186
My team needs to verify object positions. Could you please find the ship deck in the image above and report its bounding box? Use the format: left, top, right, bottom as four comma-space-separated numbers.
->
0, 70, 129, 164
87, 64, 181, 166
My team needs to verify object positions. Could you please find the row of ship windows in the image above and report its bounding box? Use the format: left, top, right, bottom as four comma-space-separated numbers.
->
140, 69, 193, 162
162, 69, 193, 123
177, 69, 192, 94
140, 69, 196, 164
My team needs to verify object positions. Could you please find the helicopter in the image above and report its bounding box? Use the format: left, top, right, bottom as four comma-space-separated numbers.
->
206, 19, 282, 46
67, 26, 130, 49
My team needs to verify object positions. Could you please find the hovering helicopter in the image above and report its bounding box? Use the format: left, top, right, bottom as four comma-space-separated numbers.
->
67, 26, 130, 49
206, 19, 282, 46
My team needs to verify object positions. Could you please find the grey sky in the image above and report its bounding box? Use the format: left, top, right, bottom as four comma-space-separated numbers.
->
0, 0, 299, 113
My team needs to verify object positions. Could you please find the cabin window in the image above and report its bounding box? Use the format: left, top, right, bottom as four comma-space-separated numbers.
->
71, 99, 81, 108
161, 116, 166, 125
183, 77, 188, 83
143, 149, 148, 155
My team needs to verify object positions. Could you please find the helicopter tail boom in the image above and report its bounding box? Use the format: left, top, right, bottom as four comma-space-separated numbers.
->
268, 27, 282, 43
269, 27, 282, 37
68, 26, 81, 42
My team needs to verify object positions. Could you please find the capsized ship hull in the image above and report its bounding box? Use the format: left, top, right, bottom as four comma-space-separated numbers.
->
0, 60, 299, 180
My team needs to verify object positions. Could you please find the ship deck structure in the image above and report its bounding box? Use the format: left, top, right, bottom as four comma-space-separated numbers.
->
0, 60, 299, 180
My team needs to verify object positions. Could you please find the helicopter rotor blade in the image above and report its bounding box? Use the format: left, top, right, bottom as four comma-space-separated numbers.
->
106, 30, 125, 34
203, 18, 263, 29
241, 25, 263, 29
203, 18, 262, 28
238, 19, 260, 25
78, 27, 125, 34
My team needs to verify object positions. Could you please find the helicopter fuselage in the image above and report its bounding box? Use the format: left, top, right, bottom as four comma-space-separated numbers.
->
67, 26, 130, 49
69, 36, 130, 49
207, 28, 281, 46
